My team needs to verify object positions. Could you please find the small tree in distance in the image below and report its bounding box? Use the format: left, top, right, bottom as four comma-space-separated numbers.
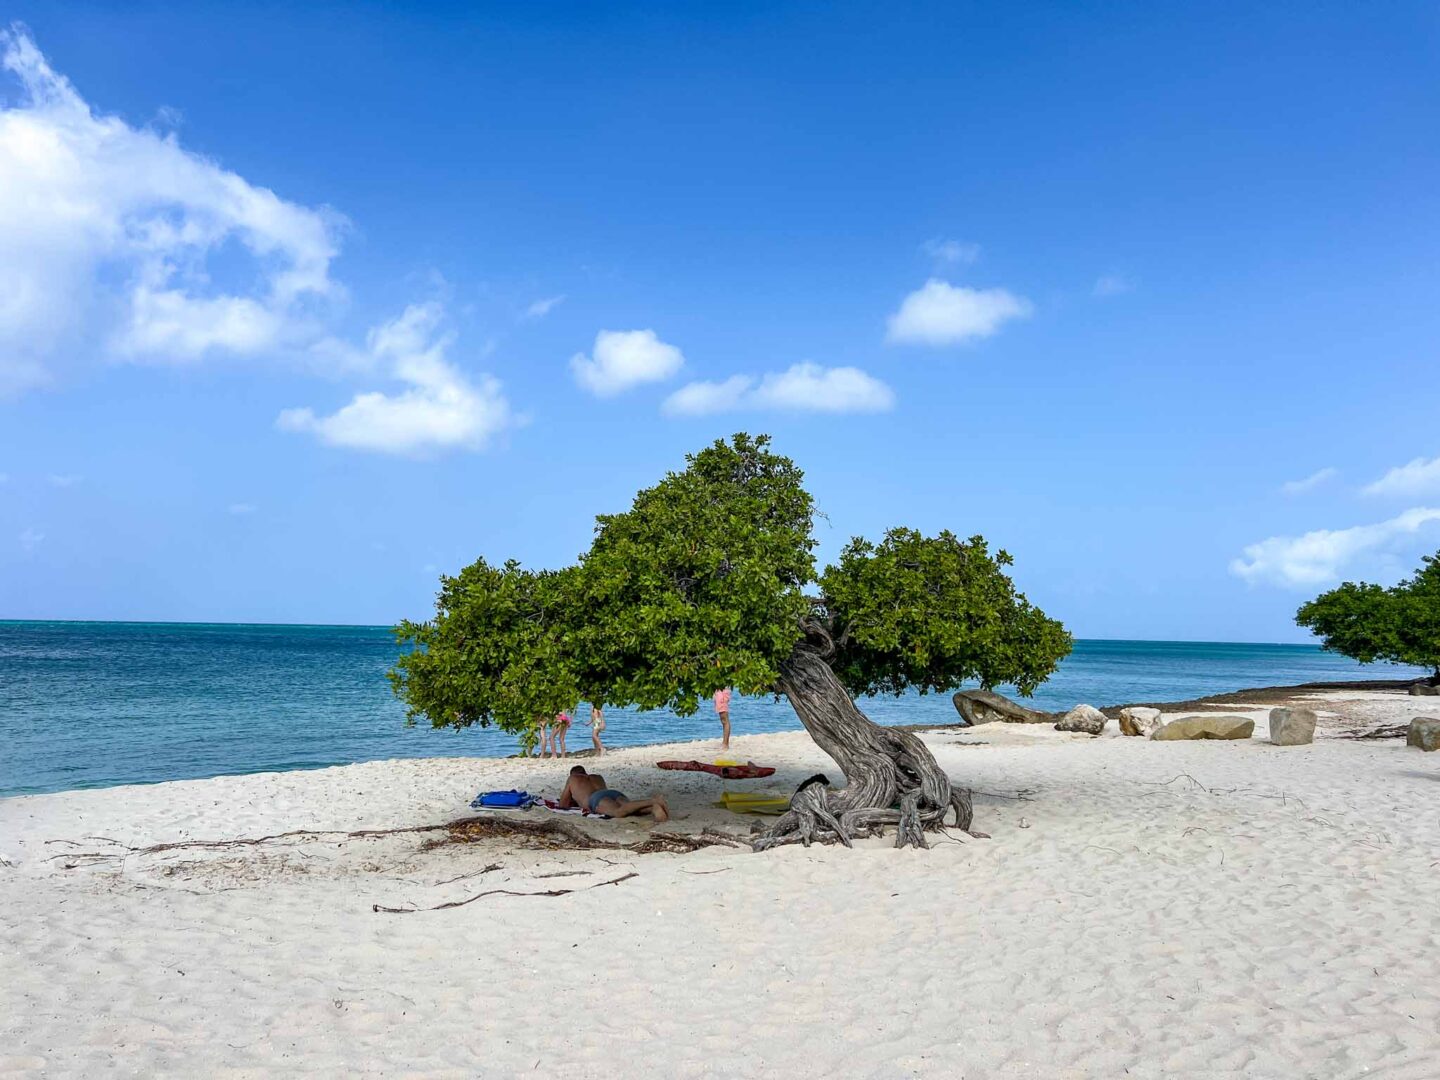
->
1296, 551, 1440, 685
391, 434, 1072, 848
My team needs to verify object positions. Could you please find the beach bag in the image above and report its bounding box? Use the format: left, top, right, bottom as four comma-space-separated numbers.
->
472, 789, 532, 809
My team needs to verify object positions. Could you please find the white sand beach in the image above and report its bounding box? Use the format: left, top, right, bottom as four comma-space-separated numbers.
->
4, 688, 1440, 1078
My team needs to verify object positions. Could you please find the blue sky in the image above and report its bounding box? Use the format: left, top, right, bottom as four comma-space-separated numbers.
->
2, 2, 1438, 641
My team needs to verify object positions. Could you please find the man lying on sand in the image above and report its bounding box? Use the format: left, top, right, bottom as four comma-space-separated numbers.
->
559, 765, 670, 822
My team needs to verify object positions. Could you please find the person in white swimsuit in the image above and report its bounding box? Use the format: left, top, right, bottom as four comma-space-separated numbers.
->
589, 703, 606, 755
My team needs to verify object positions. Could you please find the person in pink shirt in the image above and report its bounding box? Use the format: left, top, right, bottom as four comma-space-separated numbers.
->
712, 687, 732, 750
552, 710, 572, 758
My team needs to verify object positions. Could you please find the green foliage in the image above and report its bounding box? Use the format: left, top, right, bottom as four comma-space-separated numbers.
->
1296, 551, 1440, 677
1294, 581, 1395, 664
390, 559, 581, 748
392, 434, 1073, 736
821, 529, 1073, 697
574, 433, 816, 715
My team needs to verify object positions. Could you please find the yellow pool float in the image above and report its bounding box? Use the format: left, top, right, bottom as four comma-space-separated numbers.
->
717, 790, 791, 815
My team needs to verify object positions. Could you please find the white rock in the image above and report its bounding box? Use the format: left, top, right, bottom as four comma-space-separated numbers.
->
1056, 704, 1107, 736
1118, 707, 1163, 737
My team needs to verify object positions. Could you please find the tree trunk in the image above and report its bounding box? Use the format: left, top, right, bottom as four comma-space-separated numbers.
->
753, 644, 973, 851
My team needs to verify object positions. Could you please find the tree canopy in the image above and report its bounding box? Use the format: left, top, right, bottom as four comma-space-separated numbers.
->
391, 434, 1072, 742
1295, 550, 1440, 680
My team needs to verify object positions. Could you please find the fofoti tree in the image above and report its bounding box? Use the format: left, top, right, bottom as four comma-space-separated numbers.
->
1296, 550, 1440, 685
391, 434, 1072, 848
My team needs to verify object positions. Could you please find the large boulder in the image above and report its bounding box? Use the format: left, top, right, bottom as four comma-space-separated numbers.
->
1409, 682, 1440, 697
952, 689, 1055, 726
1152, 715, 1255, 741
1118, 707, 1163, 737
1056, 704, 1107, 735
1407, 717, 1440, 751
1268, 707, 1317, 746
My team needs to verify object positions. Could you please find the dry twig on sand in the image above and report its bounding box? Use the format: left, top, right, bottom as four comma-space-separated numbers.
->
430, 864, 504, 887
372, 872, 639, 914
1336, 724, 1410, 740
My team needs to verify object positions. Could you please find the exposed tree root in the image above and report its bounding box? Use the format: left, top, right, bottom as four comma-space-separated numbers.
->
44, 821, 457, 861
427, 817, 745, 854
752, 644, 978, 851
44, 817, 747, 875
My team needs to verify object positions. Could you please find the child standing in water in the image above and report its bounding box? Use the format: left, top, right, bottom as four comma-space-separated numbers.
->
589, 703, 606, 755
553, 710, 572, 757
713, 687, 732, 750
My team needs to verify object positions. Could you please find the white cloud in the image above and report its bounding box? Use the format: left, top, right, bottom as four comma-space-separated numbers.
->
1092, 274, 1135, 298
523, 294, 565, 320
923, 238, 980, 266
0, 28, 343, 396
119, 286, 294, 359
1364, 455, 1440, 499
227, 502, 257, 515
571, 329, 684, 396
1281, 467, 1338, 496
661, 375, 753, 416
751, 363, 895, 412
46, 473, 80, 487
663, 363, 894, 416
0, 30, 527, 457
277, 303, 516, 456
885, 279, 1032, 346
18, 526, 43, 551
1229, 507, 1440, 588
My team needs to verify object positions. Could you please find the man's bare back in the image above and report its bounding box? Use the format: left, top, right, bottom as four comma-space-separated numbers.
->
558, 766, 670, 822
558, 768, 606, 807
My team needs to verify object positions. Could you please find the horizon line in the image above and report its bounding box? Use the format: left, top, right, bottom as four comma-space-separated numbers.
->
0, 616, 1322, 649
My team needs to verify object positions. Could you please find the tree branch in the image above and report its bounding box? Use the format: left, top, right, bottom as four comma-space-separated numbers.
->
798, 615, 837, 660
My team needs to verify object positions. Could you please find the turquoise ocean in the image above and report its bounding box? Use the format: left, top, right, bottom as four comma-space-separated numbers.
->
0, 620, 1425, 798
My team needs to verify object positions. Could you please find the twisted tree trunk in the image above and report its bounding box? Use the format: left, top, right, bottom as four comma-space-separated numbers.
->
753, 644, 973, 850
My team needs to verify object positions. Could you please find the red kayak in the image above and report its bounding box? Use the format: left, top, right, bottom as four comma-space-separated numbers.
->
656, 760, 776, 780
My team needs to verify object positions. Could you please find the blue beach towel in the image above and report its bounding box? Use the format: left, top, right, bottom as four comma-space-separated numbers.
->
471, 789, 534, 810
